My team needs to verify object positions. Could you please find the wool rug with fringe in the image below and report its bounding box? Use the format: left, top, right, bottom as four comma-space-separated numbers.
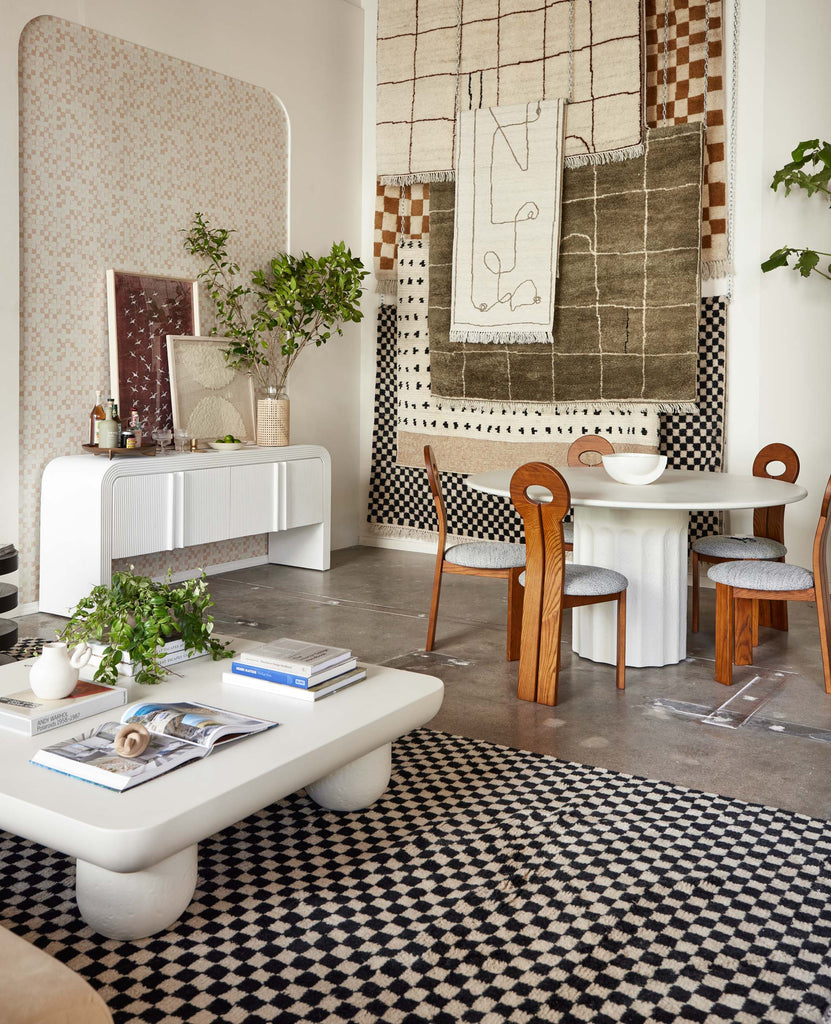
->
2, 729, 829, 1024
429, 124, 704, 410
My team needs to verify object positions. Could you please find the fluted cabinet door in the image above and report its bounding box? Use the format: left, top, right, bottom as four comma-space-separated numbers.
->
229, 463, 278, 537
182, 468, 230, 547
112, 474, 175, 557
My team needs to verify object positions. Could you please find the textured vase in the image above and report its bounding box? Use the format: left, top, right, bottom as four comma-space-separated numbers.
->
257, 390, 289, 447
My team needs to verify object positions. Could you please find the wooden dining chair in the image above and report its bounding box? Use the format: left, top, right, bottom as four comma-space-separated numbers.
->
510, 462, 627, 706
709, 472, 831, 691
563, 437, 615, 552
691, 442, 800, 634
424, 445, 525, 660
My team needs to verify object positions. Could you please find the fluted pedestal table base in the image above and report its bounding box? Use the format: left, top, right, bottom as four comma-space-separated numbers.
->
572, 506, 689, 668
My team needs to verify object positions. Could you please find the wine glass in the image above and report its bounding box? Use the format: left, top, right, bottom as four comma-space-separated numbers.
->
152, 428, 172, 455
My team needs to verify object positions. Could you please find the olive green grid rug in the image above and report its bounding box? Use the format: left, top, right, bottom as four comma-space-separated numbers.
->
430, 124, 703, 411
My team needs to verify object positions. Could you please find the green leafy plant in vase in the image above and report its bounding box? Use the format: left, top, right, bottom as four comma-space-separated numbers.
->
762, 139, 831, 281
183, 213, 368, 444
58, 568, 233, 686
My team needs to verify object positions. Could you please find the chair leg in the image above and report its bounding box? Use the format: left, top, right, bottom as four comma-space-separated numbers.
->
714, 583, 734, 685
691, 550, 700, 633
734, 598, 754, 665
425, 559, 444, 652
616, 590, 627, 690
506, 568, 524, 662
535, 606, 563, 707
816, 590, 831, 695
751, 599, 760, 648
762, 558, 789, 631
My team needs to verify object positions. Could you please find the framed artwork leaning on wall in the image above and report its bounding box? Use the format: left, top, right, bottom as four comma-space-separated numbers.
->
167, 336, 256, 442
107, 270, 201, 434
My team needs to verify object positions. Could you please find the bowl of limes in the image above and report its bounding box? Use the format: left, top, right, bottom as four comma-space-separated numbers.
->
208, 435, 244, 451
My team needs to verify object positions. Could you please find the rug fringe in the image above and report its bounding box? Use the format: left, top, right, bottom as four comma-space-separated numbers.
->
701, 257, 734, 280
375, 277, 398, 297
378, 170, 455, 186
365, 522, 438, 542
428, 394, 685, 416
448, 329, 554, 345
564, 143, 645, 169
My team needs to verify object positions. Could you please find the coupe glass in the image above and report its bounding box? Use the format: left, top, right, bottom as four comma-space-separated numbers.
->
152, 428, 172, 454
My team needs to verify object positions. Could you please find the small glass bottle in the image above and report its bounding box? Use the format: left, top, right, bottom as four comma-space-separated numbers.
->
129, 409, 143, 448
89, 389, 105, 446
112, 402, 121, 427
98, 400, 119, 449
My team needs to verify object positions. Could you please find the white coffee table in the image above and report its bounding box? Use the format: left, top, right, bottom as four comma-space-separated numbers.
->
0, 657, 443, 940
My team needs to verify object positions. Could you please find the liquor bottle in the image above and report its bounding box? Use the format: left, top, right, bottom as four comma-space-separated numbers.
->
129, 409, 143, 448
89, 389, 105, 445
98, 400, 120, 449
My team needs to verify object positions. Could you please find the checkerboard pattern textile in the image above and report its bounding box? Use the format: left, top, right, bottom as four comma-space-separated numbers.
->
376, 0, 644, 184
660, 295, 728, 540
373, 181, 429, 295
4, 729, 831, 1024
646, 0, 729, 278
370, 296, 727, 546
3, 638, 46, 661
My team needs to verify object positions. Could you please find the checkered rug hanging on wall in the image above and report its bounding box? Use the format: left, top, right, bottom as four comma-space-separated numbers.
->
3, 730, 830, 1023
367, 299, 727, 545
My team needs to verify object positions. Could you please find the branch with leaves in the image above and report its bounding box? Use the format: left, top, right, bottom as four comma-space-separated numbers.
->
762, 139, 831, 281
184, 214, 368, 393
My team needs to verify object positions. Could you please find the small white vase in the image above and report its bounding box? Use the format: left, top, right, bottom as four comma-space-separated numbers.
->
29, 642, 93, 700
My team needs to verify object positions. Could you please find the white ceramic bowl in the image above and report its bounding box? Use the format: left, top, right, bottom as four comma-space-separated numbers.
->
601, 453, 667, 486
208, 441, 244, 452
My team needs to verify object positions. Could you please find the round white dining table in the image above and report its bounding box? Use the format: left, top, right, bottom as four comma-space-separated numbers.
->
466, 467, 808, 668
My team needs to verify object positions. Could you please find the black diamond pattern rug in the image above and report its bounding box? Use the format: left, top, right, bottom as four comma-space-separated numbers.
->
1, 730, 830, 1023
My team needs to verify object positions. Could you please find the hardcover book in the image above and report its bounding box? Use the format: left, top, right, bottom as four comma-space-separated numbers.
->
235, 638, 352, 676
0, 681, 128, 736
229, 657, 358, 689
223, 667, 366, 702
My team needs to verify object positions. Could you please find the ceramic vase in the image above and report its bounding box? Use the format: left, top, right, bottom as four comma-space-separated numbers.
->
257, 387, 290, 446
29, 641, 93, 700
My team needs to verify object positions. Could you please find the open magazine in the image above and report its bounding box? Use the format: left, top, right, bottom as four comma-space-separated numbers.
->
30, 701, 277, 792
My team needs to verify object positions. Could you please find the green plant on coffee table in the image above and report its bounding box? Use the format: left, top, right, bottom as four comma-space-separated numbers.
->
58, 569, 232, 687
762, 139, 831, 281
183, 213, 368, 395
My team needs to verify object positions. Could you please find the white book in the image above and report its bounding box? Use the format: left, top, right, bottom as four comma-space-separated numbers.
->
0, 681, 128, 736
87, 637, 186, 663
236, 638, 352, 675
82, 646, 207, 680
223, 667, 366, 702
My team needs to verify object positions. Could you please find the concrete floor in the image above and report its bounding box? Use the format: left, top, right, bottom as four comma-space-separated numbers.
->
16, 545, 831, 819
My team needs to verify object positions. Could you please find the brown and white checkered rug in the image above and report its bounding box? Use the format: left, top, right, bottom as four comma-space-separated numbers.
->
3, 730, 830, 1023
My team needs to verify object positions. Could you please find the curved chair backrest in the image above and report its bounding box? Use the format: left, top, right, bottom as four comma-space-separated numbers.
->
752, 443, 800, 544
567, 435, 615, 468
510, 462, 571, 598
424, 445, 448, 545
813, 473, 831, 601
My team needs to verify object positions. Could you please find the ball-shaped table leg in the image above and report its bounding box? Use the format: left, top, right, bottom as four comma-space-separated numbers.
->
306, 743, 392, 810
76, 844, 198, 940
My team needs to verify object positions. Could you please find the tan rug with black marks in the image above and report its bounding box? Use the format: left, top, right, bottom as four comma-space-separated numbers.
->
430, 124, 703, 410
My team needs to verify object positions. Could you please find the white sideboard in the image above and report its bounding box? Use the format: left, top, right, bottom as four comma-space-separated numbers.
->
39, 446, 331, 616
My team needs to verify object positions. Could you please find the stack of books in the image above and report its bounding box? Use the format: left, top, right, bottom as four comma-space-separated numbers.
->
81, 637, 207, 680
223, 638, 366, 702
0, 680, 128, 735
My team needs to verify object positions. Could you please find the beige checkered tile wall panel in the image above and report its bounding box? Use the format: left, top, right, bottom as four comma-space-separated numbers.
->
19, 17, 288, 604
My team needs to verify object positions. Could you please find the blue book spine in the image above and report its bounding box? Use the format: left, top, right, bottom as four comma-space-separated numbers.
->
230, 663, 311, 689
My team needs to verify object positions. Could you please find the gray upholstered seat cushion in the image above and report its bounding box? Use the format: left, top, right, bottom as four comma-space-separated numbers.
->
563, 523, 574, 545
444, 541, 526, 570
707, 560, 813, 592
692, 534, 786, 559
519, 563, 628, 596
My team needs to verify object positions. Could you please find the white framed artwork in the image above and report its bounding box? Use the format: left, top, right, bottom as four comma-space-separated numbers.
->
106, 270, 201, 433
166, 336, 256, 441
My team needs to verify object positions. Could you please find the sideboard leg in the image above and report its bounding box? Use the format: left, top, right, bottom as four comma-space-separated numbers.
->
75, 844, 198, 940
306, 743, 392, 811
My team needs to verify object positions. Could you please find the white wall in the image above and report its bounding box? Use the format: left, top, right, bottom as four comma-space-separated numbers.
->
728, 0, 831, 567
0, 0, 365, 596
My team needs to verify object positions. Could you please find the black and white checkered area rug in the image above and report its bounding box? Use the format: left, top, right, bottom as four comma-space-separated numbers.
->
2, 729, 830, 1024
